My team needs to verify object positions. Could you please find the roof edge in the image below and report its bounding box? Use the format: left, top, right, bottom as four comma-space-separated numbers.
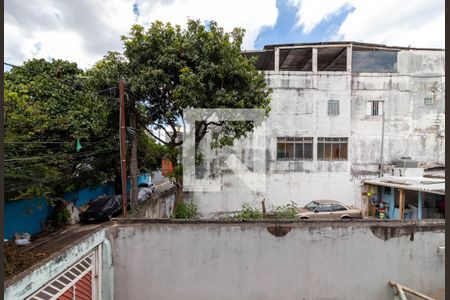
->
259, 41, 444, 51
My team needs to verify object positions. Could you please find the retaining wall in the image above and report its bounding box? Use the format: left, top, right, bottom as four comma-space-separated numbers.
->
110, 220, 445, 300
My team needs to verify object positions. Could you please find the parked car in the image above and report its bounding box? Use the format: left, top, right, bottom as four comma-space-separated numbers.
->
297, 200, 362, 220
80, 194, 123, 223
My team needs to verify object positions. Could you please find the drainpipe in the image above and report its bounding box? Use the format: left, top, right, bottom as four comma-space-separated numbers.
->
418, 192, 423, 220
379, 111, 385, 177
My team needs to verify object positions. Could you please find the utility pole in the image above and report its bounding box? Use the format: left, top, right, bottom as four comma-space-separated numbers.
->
130, 108, 138, 210
119, 79, 128, 218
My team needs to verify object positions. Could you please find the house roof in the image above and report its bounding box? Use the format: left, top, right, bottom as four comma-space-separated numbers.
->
242, 41, 444, 71
260, 41, 444, 51
362, 175, 445, 195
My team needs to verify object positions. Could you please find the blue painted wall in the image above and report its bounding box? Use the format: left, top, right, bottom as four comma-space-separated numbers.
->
4, 196, 53, 240
4, 174, 150, 240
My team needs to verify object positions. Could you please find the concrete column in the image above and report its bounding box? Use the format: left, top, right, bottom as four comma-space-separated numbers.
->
346, 45, 352, 72
312, 48, 318, 73
274, 47, 280, 71
418, 192, 423, 220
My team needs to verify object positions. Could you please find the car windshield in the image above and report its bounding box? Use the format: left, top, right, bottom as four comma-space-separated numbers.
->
305, 201, 320, 211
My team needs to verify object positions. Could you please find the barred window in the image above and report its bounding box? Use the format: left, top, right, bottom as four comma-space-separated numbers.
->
277, 137, 313, 160
328, 100, 339, 116
317, 137, 348, 160
366, 101, 383, 116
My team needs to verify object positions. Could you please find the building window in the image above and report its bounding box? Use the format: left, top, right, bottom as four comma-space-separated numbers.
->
367, 101, 384, 116
328, 100, 340, 116
352, 49, 397, 72
277, 137, 313, 160
424, 97, 433, 105
317, 137, 348, 160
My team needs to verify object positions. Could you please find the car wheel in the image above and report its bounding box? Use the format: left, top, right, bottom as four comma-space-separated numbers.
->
300, 217, 309, 220
341, 216, 352, 220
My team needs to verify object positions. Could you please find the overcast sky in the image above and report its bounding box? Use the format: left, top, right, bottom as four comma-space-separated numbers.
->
5, 0, 445, 69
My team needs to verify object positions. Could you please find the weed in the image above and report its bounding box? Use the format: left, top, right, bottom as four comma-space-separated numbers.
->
174, 201, 198, 219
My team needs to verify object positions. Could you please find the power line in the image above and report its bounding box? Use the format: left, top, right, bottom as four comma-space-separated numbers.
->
4, 175, 80, 193
4, 148, 119, 192
5, 139, 116, 145
4, 147, 118, 163
6, 148, 119, 170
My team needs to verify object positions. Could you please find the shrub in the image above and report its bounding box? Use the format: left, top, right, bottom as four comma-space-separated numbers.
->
273, 201, 298, 219
174, 201, 198, 219
233, 203, 263, 220
55, 208, 71, 228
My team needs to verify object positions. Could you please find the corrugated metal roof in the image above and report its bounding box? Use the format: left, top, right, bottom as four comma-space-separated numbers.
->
363, 176, 445, 195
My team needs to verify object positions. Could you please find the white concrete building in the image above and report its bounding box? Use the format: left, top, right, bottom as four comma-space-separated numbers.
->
188, 42, 445, 217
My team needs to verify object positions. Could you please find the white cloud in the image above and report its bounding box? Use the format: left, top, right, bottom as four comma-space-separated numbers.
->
135, 0, 277, 50
289, 0, 445, 48
5, 0, 277, 69
289, 0, 349, 34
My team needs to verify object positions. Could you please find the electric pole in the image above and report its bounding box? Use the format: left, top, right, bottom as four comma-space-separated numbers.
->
119, 79, 128, 217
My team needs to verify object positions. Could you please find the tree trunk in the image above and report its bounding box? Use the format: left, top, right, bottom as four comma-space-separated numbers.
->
113, 161, 122, 194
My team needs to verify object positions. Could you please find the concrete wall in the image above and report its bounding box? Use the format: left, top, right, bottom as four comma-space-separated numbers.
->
110, 220, 445, 300
4, 228, 114, 300
190, 49, 445, 216
129, 186, 176, 218
5, 221, 444, 300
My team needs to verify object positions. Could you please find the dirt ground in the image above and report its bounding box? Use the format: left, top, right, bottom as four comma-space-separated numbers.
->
4, 224, 100, 280
5, 182, 171, 281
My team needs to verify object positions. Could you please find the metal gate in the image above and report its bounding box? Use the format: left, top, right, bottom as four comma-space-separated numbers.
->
26, 247, 101, 300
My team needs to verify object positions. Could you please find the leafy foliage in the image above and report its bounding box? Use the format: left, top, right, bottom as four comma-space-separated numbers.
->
173, 201, 198, 219
4, 19, 271, 205
233, 203, 263, 220
55, 208, 71, 228
4, 58, 166, 201
232, 202, 299, 220
118, 19, 272, 210
4, 59, 111, 200
273, 201, 299, 219
121, 19, 272, 149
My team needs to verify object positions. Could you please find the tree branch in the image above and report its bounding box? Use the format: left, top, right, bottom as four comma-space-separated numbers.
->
154, 123, 171, 138
144, 126, 170, 145
205, 121, 224, 127
167, 121, 178, 140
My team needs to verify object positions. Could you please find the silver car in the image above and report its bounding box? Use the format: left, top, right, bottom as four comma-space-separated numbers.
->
297, 200, 362, 220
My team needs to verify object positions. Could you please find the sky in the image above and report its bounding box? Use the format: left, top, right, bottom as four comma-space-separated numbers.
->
4, 0, 445, 70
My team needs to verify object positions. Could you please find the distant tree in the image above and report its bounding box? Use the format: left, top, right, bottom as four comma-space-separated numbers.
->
119, 19, 272, 207
4, 58, 166, 201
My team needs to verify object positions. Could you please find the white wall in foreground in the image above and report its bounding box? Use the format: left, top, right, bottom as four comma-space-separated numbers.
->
112, 222, 445, 300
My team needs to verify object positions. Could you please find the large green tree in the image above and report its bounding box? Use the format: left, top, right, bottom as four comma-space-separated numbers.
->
118, 19, 272, 206
4, 58, 165, 201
